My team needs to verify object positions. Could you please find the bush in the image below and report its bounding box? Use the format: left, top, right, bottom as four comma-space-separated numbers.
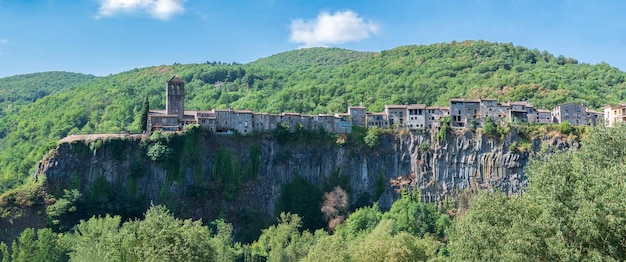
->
364, 127, 383, 149
147, 142, 172, 162
559, 120, 573, 134
482, 118, 497, 137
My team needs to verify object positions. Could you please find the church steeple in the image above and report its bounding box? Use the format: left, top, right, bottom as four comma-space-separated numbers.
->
166, 75, 185, 120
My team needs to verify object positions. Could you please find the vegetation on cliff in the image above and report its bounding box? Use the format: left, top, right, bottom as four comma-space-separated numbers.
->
3, 125, 626, 261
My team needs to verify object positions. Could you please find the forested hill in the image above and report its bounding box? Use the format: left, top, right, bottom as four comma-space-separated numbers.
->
0, 71, 95, 144
0, 72, 96, 104
2, 40, 626, 191
250, 47, 376, 70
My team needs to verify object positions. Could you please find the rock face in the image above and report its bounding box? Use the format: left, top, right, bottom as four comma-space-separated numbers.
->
37, 128, 572, 221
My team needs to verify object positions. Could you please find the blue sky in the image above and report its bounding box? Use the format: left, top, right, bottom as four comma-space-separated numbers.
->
1, 0, 625, 78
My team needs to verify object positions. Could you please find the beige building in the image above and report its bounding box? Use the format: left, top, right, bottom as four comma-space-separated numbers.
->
603, 104, 626, 127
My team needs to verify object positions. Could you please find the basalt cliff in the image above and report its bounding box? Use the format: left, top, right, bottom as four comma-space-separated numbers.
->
36, 127, 574, 233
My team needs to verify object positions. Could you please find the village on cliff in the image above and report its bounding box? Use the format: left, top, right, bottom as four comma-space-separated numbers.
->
148, 76, 626, 135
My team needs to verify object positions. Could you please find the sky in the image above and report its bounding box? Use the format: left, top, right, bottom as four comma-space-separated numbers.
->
1, 0, 626, 78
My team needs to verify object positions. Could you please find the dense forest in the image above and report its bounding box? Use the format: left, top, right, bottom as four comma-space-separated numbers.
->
1, 40, 626, 260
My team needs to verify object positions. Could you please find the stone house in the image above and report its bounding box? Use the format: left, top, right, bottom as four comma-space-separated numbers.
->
195, 111, 216, 132
450, 99, 480, 128
384, 105, 407, 127
552, 102, 587, 125
535, 109, 552, 124
314, 114, 335, 131
333, 114, 352, 133
407, 104, 426, 130
148, 110, 181, 132
586, 109, 603, 126
252, 113, 270, 132
425, 106, 449, 130
479, 98, 502, 125
348, 106, 367, 127
366, 112, 389, 128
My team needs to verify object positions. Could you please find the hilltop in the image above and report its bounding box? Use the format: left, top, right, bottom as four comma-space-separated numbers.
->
2, 40, 626, 191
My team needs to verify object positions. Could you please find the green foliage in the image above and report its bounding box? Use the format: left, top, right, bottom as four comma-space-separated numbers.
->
212, 148, 243, 201
559, 120, 573, 134
482, 117, 498, 137
449, 125, 626, 261
436, 116, 450, 142
382, 191, 438, 237
2, 228, 67, 262
66, 205, 237, 262
146, 142, 171, 162
363, 127, 383, 149
249, 212, 314, 261
417, 142, 431, 152
0, 180, 45, 218
373, 172, 386, 201
138, 95, 149, 132
346, 203, 383, 234
247, 144, 262, 179
46, 189, 80, 225
275, 176, 324, 231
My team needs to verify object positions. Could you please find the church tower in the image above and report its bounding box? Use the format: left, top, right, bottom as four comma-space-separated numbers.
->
166, 75, 185, 120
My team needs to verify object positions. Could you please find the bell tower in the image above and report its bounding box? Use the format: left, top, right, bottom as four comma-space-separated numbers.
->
166, 75, 185, 120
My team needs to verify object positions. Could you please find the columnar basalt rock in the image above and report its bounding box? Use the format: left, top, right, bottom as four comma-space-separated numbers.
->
37, 129, 573, 221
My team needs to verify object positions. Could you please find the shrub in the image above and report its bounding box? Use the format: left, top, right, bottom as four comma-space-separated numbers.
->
147, 142, 172, 162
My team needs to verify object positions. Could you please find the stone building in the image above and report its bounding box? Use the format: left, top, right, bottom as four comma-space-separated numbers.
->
348, 106, 367, 127
450, 99, 480, 128
366, 112, 389, 128
384, 105, 407, 127
535, 109, 552, 124
586, 109, 603, 126
552, 102, 587, 125
407, 104, 426, 130
425, 106, 449, 130
149, 75, 608, 135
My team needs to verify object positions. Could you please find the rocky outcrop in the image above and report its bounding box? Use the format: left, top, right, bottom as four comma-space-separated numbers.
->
37, 128, 573, 221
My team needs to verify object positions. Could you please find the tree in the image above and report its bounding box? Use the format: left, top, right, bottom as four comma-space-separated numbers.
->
382, 191, 438, 237
68, 205, 221, 262
320, 186, 349, 232
482, 117, 497, 137
139, 95, 149, 132
449, 125, 626, 261
345, 203, 382, 234
250, 213, 314, 261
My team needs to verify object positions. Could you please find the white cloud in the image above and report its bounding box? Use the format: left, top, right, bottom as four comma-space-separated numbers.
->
289, 10, 379, 48
0, 39, 7, 44
96, 0, 185, 20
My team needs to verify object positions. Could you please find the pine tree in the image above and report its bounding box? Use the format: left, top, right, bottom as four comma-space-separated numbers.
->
139, 95, 149, 132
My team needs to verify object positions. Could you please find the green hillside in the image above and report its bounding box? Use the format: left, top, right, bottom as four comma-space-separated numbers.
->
2, 40, 626, 191
0, 72, 96, 135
